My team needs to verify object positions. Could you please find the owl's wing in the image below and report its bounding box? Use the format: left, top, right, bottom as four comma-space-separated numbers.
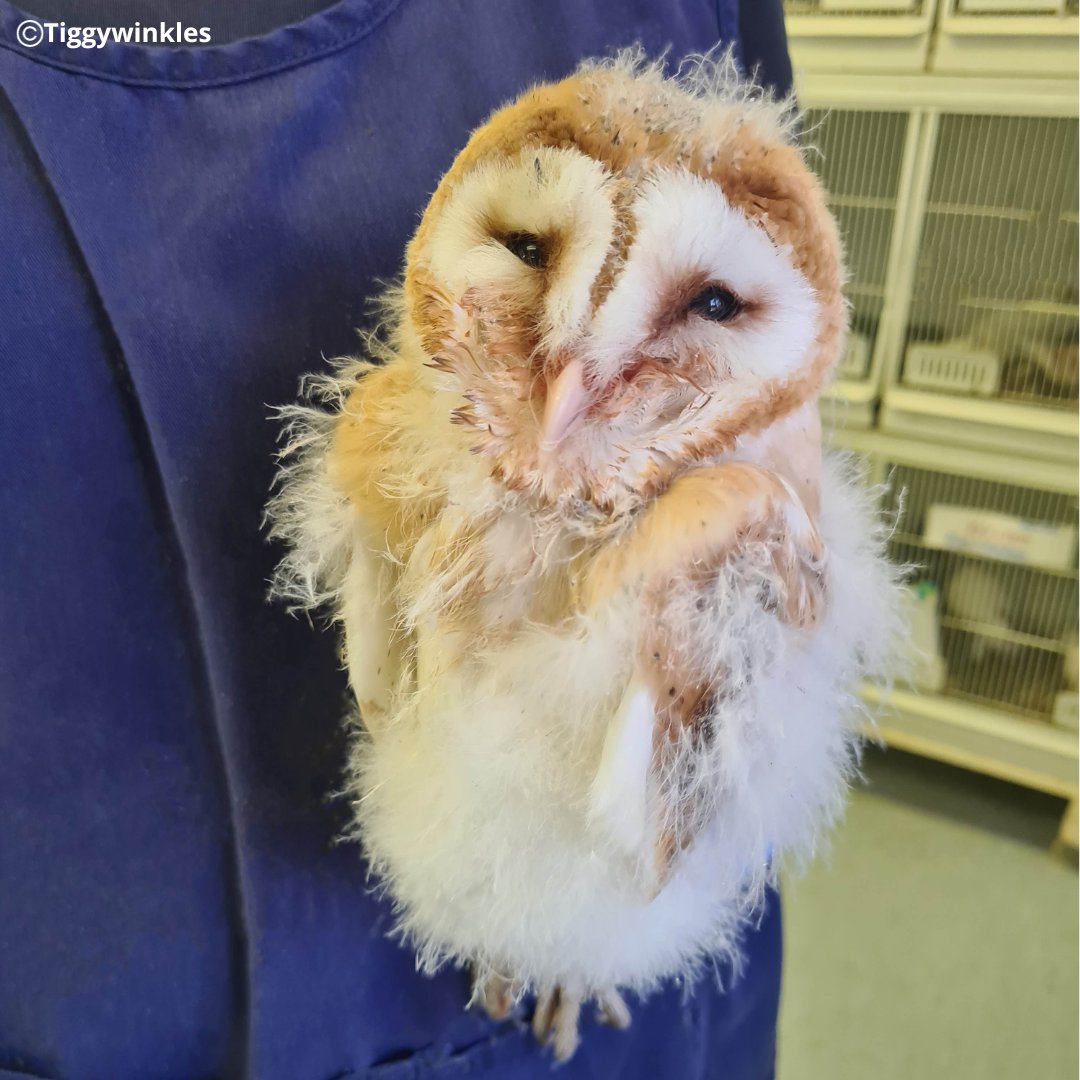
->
339, 514, 407, 735
588, 669, 713, 896
587, 461, 824, 893
588, 627, 719, 896
326, 362, 430, 737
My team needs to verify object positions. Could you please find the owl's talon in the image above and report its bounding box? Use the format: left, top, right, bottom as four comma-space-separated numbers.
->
532, 981, 593, 1062
597, 987, 632, 1029
529, 983, 630, 1060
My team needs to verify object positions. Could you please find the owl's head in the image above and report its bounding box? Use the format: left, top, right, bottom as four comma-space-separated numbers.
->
403, 52, 844, 519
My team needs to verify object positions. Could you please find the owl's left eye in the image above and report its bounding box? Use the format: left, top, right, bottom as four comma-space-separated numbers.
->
687, 284, 742, 323
503, 232, 547, 269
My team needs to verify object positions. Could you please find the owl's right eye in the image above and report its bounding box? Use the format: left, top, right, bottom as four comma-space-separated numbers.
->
502, 232, 547, 269
687, 284, 742, 323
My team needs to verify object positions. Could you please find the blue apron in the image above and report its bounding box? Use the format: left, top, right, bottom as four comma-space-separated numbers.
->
0, 2, 789, 1075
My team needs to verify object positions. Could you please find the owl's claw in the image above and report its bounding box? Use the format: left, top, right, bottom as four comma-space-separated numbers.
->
530, 982, 632, 1061
532, 982, 583, 1062
474, 972, 631, 1060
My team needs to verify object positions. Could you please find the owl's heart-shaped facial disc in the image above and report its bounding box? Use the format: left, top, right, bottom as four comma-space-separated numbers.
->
406, 55, 844, 516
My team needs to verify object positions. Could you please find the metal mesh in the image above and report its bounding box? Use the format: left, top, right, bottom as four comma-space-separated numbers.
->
902, 114, 1079, 407
784, 0, 923, 13
805, 109, 909, 379
956, 1, 1069, 14
884, 463, 1078, 720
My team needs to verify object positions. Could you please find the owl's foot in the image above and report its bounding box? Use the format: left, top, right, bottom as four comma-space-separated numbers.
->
533, 981, 583, 1063
532, 982, 631, 1062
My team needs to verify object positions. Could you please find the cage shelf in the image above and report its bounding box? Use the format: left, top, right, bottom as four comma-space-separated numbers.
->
945, 684, 1061, 723
924, 201, 1039, 220
958, 0, 1068, 12
860, 683, 1078, 797
846, 282, 888, 298
889, 530, 1080, 579
784, 4, 936, 75
795, 0, 923, 11
956, 297, 1078, 318
939, 615, 1067, 652
882, 388, 1078, 447
828, 194, 899, 210
940, 7, 1079, 30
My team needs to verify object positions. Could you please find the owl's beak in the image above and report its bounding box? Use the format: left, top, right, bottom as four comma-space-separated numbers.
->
540, 358, 589, 451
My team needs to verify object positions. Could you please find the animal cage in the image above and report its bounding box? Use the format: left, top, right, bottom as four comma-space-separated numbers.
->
957, 0, 1067, 12
801, 46, 1078, 838
785, 0, 922, 11
934, 0, 1080, 76
876, 105, 1079, 460
784, 0, 1079, 75
783, 0, 937, 73
834, 430, 1079, 806
807, 108, 913, 426
884, 463, 1078, 722
902, 114, 1077, 408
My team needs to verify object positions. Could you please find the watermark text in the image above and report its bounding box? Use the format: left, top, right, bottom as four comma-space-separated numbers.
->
17, 19, 212, 49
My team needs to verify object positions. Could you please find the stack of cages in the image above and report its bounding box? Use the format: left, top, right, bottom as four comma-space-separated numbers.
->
880, 456, 1078, 738
934, 0, 1079, 77
805, 107, 913, 427
791, 10, 1078, 806
783, 0, 938, 72
876, 97, 1079, 757
880, 103, 1079, 461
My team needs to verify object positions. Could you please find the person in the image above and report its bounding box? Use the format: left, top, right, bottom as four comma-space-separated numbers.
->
0, 2, 792, 1075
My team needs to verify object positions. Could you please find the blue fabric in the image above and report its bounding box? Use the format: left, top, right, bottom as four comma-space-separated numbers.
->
0, 2, 790, 1076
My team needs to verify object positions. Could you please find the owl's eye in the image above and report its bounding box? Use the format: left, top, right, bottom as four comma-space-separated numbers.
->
503, 232, 547, 269
687, 284, 742, 323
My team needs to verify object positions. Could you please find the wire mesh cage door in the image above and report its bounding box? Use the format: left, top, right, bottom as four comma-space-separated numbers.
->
883, 461, 1079, 724
898, 112, 1079, 415
806, 107, 913, 423
956, 0, 1066, 12
784, 0, 923, 11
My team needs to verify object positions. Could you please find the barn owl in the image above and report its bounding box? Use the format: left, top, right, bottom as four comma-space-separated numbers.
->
269, 51, 903, 1062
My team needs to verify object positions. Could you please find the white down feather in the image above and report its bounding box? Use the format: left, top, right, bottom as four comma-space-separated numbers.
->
311, 452, 906, 997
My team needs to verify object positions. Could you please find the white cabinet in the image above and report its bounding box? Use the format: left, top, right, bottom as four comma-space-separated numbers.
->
783, 0, 937, 73
784, 0, 1078, 77
934, 0, 1078, 77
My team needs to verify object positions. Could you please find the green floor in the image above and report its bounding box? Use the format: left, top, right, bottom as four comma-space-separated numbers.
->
778, 747, 1079, 1080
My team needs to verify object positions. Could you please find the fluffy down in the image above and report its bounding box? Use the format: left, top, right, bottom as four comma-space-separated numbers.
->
266, 48, 907, 1042
272, 420, 903, 994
